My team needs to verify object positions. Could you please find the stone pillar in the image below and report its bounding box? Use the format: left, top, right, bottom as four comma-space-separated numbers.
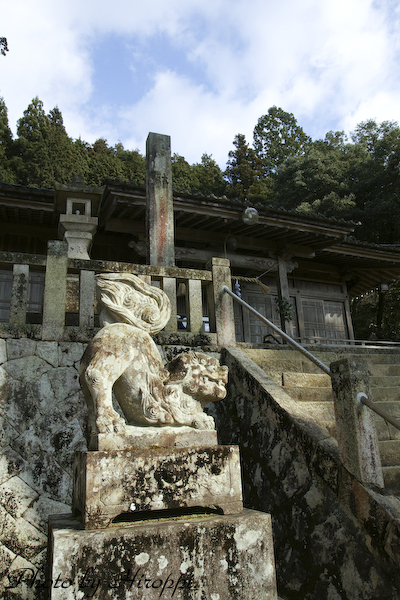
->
146, 133, 175, 267
79, 270, 96, 328
211, 258, 236, 348
9, 264, 29, 325
162, 277, 177, 332
42, 241, 68, 341
188, 278, 204, 334
330, 358, 384, 489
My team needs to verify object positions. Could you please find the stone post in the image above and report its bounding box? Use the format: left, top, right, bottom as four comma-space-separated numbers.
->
330, 358, 384, 489
146, 133, 175, 267
9, 264, 29, 325
211, 257, 236, 347
188, 278, 204, 334
79, 270, 96, 328
42, 241, 68, 341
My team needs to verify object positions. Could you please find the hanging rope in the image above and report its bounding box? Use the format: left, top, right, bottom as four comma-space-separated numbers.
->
232, 276, 270, 296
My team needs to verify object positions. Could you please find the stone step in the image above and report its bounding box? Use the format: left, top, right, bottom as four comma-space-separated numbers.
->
370, 375, 400, 388
379, 440, 400, 467
383, 466, 400, 494
375, 420, 400, 442
282, 372, 332, 388
283, 387, 334, 403
296, 401, 336, 425
369, 364, 400, 377
370, 387, 400, 402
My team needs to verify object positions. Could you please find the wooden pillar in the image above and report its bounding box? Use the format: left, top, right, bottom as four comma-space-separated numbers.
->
276, 256, 294, 337
146, 133, 175, 267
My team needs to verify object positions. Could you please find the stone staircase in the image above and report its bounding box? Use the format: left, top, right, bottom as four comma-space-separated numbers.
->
242, 346, 400, 495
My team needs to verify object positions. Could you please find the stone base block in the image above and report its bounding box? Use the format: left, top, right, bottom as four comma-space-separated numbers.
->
48, 509, 277, 599
73, 445, 243, 529
90, 425, 218, 451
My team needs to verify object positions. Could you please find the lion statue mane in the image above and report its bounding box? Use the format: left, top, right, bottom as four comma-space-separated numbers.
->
79, 273, 228, 439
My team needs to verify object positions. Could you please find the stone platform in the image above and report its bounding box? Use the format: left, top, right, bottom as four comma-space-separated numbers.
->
73, 445, 243, 529
90, 425, 219, 451
48, 509, 278, 600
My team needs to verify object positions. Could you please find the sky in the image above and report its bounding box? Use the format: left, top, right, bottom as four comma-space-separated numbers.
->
2, 0, 400, 167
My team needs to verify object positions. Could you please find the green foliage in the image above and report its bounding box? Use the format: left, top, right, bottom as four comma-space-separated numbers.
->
253, 106, 311, 177
172, 154, 197, 192
0, 96, 146, 188
225, 134, 274, 203
275, 298, 295, 322
15, 97, 53, 187
274, 131, 361, 220
192, 154, 227, 197
0, 97, 16, 183
352, 282, 400, 341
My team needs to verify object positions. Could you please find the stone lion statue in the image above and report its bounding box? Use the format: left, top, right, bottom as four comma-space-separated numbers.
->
79, 273, 228, 437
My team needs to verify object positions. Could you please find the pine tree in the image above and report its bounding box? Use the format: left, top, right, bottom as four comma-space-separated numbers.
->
225, 134, 273, 203
15, 97, 53, 187
0, 97, 16, 183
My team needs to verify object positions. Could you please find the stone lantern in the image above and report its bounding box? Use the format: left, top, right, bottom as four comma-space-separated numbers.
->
55, 179, 104, 259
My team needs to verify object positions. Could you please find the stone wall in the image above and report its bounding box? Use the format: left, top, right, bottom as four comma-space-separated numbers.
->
0, 338, 88, 599
2, 337, 400, 599
208, 347, 400, 600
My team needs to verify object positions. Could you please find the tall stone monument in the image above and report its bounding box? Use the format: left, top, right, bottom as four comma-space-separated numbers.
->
47, 134, 278, 599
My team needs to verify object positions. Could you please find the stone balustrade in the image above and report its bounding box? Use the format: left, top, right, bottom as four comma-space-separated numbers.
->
0, 244, 236, 347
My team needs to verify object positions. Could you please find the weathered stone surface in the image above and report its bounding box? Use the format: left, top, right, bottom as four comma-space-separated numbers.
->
36, 341, 59, 367
0, 505, 47, 561
23, 496, 71, 535
0, 340, 90, 598
211, 347, 400, 599
6, 339, 37, 361
58, 343, 84, 367
48, 509, 277, 600
146, 132, 175, 268
0, 543, 16, 580
0, 448, 26, 486
3, 356, 51, 383
0, 553, 41, 600
91, 424, 218, 451
19, 454, 73, 503
73, 445, 243, 529
0, 418, 19, 450
331, 358, 384, 489
0, 476, 38, 519
0, 339, 6, 365
47, 368, 80, 404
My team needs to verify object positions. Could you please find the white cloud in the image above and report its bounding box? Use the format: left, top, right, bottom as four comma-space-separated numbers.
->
1, 0, 400, 166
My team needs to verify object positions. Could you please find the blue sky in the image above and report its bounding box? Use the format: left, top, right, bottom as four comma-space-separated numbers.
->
2, 0, 400, 167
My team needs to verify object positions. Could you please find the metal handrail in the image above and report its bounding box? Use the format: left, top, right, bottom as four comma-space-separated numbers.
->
221, 285, 330, 375
223, 285, 400, 432
357, 393, 400, 431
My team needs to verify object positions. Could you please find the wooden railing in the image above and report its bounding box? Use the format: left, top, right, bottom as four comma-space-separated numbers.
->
0, 243, 236, 346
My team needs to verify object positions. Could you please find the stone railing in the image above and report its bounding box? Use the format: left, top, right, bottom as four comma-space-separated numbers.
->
0, 242, 236, 346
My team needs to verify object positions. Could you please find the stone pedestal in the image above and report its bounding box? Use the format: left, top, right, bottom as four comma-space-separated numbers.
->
48, 435, 278, 599
48, 509, 277, 600
73, 446, 243, 529
90, 424, 218, 451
